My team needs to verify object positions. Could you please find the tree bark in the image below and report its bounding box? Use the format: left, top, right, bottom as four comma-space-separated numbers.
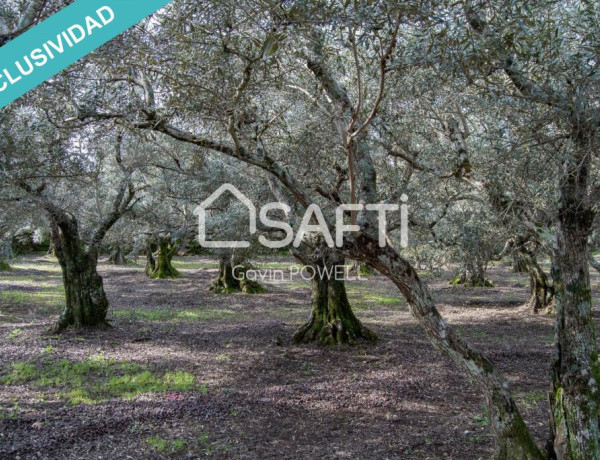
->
211, 252, 238, 292
149, 238, 179, 279
107, 245, 128, 265
293, 249, 376, 346
513, 253, 529, 273
517, 251, 553, 314
52, 222, 110, 332
210, 252, 266, 294
548, 150, 600, 459
451, 261, 494, 287
144, 245, 156, 277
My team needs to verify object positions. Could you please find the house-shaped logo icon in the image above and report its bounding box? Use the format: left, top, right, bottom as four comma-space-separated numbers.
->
193, 183, 256, 248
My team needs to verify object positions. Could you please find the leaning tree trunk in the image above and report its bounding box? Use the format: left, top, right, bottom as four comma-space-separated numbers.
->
150, 238, 179, 279
293, 250, 376, 346
548, 150, 600, 459
345, 234, 543, 459
517, 251, 554, 314
52, 223, 110, 331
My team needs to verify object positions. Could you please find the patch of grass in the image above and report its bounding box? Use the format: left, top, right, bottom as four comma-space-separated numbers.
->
148, 435, 187, 453
113, 308, 241, 322
7, 328, 23, 339
519, 391, 546, 410
1, 356, 204, 404
0, 288, 65, 310
171, 260, 214, 270
472, 412, 490, 428
471, 330, 489, 339
364, 295, 402, 305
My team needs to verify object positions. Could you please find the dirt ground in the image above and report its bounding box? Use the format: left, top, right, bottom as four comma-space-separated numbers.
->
1, 255, 599, 459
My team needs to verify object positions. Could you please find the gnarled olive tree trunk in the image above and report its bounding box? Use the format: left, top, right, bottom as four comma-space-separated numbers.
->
548, 150, 600, 459
149, 238, 179, 279
293, 249, 376, 346
52, 221, 109, 332
516, 250, 553, 314
450, 260, 494, 287
107, 245, 128, 265
210, 251, 266, 294
144, 244, 156, 276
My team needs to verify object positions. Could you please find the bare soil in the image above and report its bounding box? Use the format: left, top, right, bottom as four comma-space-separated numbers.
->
1, 255, 599, 459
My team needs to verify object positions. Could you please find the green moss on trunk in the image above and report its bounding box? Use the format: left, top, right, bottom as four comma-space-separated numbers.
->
53, 226, 110, 332
293, 258, 376, 346
210, 255, 266, 294
149, 239, 179, 279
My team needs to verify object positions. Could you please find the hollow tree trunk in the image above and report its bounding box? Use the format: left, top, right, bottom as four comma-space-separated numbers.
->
52, 223, 109, 331
516, 251, 553, 314
150, 238, 179, 279
548, 150, 600, 459
345, 234, 543, 459
293, 250, 376, 346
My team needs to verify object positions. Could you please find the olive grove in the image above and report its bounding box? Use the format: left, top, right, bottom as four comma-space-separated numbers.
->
1, 0, 600, 459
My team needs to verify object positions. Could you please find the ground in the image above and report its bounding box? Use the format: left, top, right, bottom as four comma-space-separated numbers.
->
1, 255, 599, 459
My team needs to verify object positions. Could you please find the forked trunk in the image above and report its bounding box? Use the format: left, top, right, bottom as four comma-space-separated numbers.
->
293, 251, 376, 345
548, 150, 600, 459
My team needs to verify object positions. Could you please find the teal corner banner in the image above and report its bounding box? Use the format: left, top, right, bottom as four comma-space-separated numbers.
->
0, 0, 172, 109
